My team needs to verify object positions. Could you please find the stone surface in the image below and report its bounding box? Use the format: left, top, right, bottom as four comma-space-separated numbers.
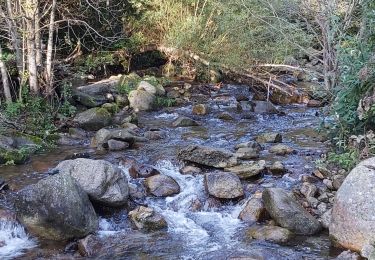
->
320, 209, 332, 230
225, 160, 266, 179
300, 182, 317, 198
204, 171, 244, 199
172, 116, 199, 127
256, 133, 282, 143
239, 196, 269, 223
334, 250, 361, 260
247, 225, 293, 243
129, 162, 160, 178
13, 174, 98, 241
92, 128, 146, 149
235, 147, 259, 159
145, 175, 180, 197
179, 145, 238, 168
56, 158, 129, 206
269, 161, 286, 174
78, 235, 103, 257
218, 112, 234, 121
330, 157, 375, 252
269, 144, 294, 155
107, 139, 129, 151
73, 108, 112, 131
251, 101, 280, 114
192, 104, 208, 115
129, 206, 168, 231
262, 188, 322, 235
180, 166, 202, 175
235, 141, 262, 151
128, 89, 155, 112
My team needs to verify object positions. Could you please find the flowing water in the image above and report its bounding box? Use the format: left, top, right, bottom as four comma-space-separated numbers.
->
0, 84, 335, 259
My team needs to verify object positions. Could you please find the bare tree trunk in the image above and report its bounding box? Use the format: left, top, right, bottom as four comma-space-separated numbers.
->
25, 0, 39, 95
45, 0, 57, 95
0, 46, 12, 103
35, 0, 42, 66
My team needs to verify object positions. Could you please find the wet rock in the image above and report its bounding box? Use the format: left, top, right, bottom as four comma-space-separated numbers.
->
313, 169, 325, 179
145, 174, 180, 197
300, 182, 317, 198
332, 175, 345, 190
144, 130, 166, 140
73, 107, 112, 131
203, 197, 222, 210
256, 133, 282, 143
172, 116, 199, 127
73, 91, 108, 108
247, 225, 293, 243
235, 147, 259, 159
121, 122, 139, 131
361, 244, 375, 259
235, 141, 262, 151
320, 209, 332, 229
269, 161, 286, 174
115, 95, 129, 108
92, 128, 146, 149
137, 81, 157, 95
129, 163, 160, 178
238, 101, 253, 111
218, 112, 234, 121
107, 139, 129, 151
334, 250, 361, 260
178, 145, 238, 168
68, 128, 88, 139
56, 158, 129, 207
0, 209, 16, 222
78, 234, 103, 257
269, 144, 294, 155
167, 89, 180, 99
323, 179, 334, 190
180, 165, 202, 175
129, 206, 168, 231
128, 182, 147, 201
262, 188, 322, 235
192, 104, 208, 115
239, 196, 269, 223
225, 160, 266, 179
251, 101, 280, 114
330, 157, 375, 252
204, 171, 244, 199
306, 196, 319, 208
101, 103, 119, 114
13, 174, 98, 241
128, 89, 155, 112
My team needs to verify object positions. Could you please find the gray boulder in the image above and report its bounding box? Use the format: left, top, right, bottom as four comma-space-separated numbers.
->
204, 171, 244, 199
239, 196, 269, 223
92, 127, 146, 149
56, 158, 129, 207
178, 145, 238, 168
13, 174, 98, 241
225, 160, 266, 179
172, 116, 199, 127
251, 101, 280, 114
128, 89, 155, 112
247, 225, 293, 243
73, 108, 112, 131
145, 174, 180, 197
256, 133, 282, 143
330, 157, 375, 253
263, 188, 322, 235
129, 206, 168, 231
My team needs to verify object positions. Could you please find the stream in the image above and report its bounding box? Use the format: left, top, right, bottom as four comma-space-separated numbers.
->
0, 84, 335, 259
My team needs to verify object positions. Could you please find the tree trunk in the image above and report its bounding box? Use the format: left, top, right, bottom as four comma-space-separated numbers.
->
45, 0, 57, 95
25, 0, 39, 95
0, 46, 12, 103
35, 0, 42, 66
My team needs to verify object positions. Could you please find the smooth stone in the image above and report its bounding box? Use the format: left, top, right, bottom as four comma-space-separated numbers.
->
256, 133, 282, 143
239, 196, 269, 223
247, 225, 293, 243
129, 206, 168, 231
225, 160, 266, 179
269, 161, 286, 174
107, 139, 129, 151
269, 144, 294, 155
204, 171, 244, 199
172, 116, 199, 127
145, 175, 180, 197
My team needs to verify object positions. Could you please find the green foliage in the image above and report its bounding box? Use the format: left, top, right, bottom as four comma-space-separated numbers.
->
153, 96, 176, 108
59, 82, 77, 117
76, 52, 116, 74
327, 149, 360, 171
117, 73, 142, 95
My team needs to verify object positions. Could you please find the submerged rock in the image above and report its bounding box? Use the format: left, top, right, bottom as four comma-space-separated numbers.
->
204, 171, 244, 199
192, 104, 208, 115
73, 107, 112, 131
269, 144, 294, 155
13, 174, 98, 241
129, 162, 160, 178
247, 225, 293, 243
330, 157, 375, 253
178, 145, 238, 168
107, 139, 129, 151
78, 234, 103, 257
225, 160, 266, 179
56, 158, 129, 207
256, 133, 282, 143
129, 206, 168, 231
235, 147, 259, 159
145, 174, 180, 197
180, 165, 202, 175
172, 116, 199, 127
262, 188, 322, 235
251, 101, 280, 114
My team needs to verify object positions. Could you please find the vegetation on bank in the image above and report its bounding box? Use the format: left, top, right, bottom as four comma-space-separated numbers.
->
0, 0, 374, 169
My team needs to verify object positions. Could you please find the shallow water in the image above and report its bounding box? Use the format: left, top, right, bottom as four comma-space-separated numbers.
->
0, 84, 334, 259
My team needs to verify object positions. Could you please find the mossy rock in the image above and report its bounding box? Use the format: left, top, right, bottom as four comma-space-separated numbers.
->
0, 147, 30, 165
101, 103, 119, 114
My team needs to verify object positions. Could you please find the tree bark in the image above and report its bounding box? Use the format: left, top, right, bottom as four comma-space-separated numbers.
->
45, 0, 57, 95
25, 0, 39, 94
0, 46, 12, 103
35, 0, 42, 66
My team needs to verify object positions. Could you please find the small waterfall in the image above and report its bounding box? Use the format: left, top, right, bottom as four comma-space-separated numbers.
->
0, 220, 36, 259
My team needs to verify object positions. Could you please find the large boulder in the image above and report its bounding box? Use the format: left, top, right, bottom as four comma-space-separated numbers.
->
92, 127, 146, 149
73, 108, 112, 131
75, 76, 119, 96
128, 89, 155, 112
55, 158, 129, 207
262, 188, 322, 235
145, 174, 180, 197
330, 157, 375, 253
13, 174, 98, 241
73, 91, 108, 108
225, 160, 266, 179
129, 206, 168, 231
239, 196, 269, 223
178, 145, 238, 168
204, 171, 244, 199
137, 81, 165, 96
